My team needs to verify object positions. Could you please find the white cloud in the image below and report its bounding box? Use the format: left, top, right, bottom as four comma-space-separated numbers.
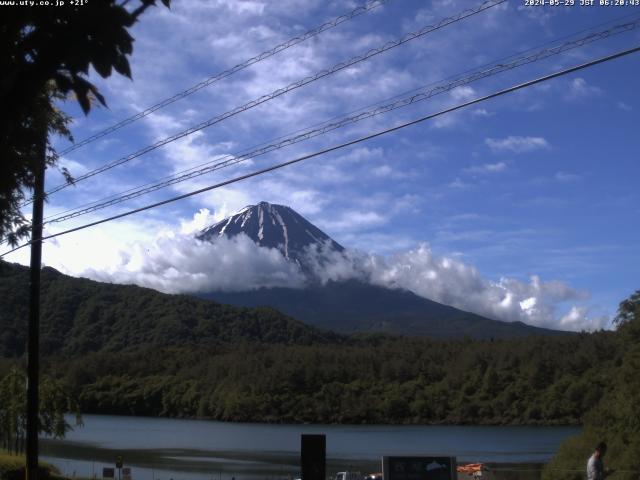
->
464, 162, 507, 174
84, 232, 306, 293
617, 101, 632, 111
554, 171, 581, 183
179, 208, 222, 234
485, 136, 549, 153
450, 86, 476, 102
320, 209, 387, 233
560, 306, 607, 331
371, 164, 394, 177
432, 113, 459, 129
4, 216, 162, 275
483, 162, 507, 172
448, 177, 470, 189
337, 231, 417, 255
304, 243, 605, 331
471, 108, 492, 117
6, 206, 607, 332
370, 164, 409, 179
516, 4, 555, 26
449, 213, 482, 222
566, 77, 602, 100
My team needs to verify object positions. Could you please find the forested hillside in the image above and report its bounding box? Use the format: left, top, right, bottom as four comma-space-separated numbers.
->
38, 333, 614, 425
0, 261, 341, 357
0, 260, 626, 427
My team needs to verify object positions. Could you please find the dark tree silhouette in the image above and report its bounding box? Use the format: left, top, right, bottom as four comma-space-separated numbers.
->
0, 0, 170, 245
0, 367, 81, 454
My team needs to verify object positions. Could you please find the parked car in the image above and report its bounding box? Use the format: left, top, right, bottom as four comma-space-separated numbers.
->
335, 471, 364, 480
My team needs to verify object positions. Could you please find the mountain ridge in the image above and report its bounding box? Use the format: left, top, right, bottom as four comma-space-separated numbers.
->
198, 201, 571, 338
202, 279, 571, 338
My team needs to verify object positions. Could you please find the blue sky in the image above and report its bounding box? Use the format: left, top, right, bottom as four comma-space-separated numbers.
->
7, 0, 640, 330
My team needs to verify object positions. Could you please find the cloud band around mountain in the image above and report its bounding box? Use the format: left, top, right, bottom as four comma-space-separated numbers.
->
75, 214, 606, 332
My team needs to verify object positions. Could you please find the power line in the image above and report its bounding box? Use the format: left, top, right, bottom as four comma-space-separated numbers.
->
41, 9, 640, 223
29, 0, 505, 204
4, 44, 639, 259
41, 17, 640, 225
56, 0, 393, 156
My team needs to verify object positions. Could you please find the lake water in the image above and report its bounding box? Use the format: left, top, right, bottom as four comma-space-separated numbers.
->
40, 414, 580, 480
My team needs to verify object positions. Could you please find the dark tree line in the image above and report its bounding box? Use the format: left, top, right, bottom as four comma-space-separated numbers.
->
19, 331, 613, 427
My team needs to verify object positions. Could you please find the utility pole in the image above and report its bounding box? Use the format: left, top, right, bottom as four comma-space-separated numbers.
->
26, 127, 46, 480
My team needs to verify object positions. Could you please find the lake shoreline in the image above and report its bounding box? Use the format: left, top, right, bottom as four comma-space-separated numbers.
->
1, 450, 550, 480
39, 414, 577, 480
74, 411, 583, 428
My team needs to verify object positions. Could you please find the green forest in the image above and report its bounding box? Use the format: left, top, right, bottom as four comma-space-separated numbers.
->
0, 260, 613, 425
31, 333, 613, 425
1, 260, 639, 477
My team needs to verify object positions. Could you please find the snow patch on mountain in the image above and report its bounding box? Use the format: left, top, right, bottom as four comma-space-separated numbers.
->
198, 201, 343, 270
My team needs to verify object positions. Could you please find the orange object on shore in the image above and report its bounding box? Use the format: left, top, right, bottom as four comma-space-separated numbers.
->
456, 463, 486, 474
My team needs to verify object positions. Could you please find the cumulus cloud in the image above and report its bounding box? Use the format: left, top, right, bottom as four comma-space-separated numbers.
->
179, 208, 221, 234
83, 232, 306, 294
486, 136, 549, 153
566, 77, 602, 100
559, 306, 604, 331
300, 243, 605, 331
45, 210, 606, 333
464, 162, 507, 174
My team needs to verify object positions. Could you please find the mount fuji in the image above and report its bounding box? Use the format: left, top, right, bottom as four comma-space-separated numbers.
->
197, 202, 567, 338
198, 201, 343, 272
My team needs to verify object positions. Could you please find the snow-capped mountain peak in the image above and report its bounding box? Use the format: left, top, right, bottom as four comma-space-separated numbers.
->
197, 202, 343, 267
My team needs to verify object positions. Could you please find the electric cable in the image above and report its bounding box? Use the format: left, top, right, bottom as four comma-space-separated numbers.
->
3, 44, 638, 258
41, 18, 640, 225
26, 0, 505, 205
57, 0, 394, 156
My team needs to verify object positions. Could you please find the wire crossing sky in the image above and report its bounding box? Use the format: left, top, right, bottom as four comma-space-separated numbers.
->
8, 0, 640, 331
56, 0, 393, 157
4, 43, 638, 259
36, 0, 505, 202
41, 17, 640, 226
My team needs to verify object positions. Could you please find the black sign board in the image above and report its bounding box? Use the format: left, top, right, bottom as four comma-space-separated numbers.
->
103, 468, 115, 478
301, 434, 326, 480
382, 456, 457, 480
